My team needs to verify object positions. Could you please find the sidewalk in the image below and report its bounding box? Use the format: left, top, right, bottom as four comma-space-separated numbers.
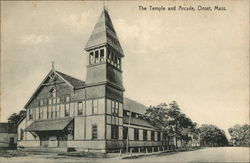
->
120, 147, 201, 159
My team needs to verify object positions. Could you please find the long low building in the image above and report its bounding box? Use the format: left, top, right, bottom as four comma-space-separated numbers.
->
17, 8, 177, 153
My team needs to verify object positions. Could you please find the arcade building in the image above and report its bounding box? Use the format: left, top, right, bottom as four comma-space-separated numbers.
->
17, 8, 175, 153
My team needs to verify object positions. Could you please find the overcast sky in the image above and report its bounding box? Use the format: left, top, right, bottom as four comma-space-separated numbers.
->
1, 1, 249, 137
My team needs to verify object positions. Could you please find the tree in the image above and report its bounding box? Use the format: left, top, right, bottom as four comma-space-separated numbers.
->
145, 101, 198, 148
199, 124, 228, 147
8, 109, 26, 128
228, 124, 250, 147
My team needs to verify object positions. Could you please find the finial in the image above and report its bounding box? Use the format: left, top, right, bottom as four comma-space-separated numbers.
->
52, 61, 55, 72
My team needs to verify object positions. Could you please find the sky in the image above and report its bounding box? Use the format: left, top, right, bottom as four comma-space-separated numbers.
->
1, 1, 249, 137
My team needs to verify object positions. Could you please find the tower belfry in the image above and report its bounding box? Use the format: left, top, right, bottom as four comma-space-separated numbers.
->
84, 8, 124, 91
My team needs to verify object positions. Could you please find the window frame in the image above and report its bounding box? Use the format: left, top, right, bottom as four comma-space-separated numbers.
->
92, 124, 98, 140
134, 128, 139, 141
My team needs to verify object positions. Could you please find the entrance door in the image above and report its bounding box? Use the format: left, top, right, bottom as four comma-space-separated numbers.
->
40, 136, 49, 147
9, 137, 15, 148
58, 133, 67, 147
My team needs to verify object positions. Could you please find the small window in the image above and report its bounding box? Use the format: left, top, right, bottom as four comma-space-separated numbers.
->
92, 124, 98, 140
134, 128, 139, 141
65, 104, 70, 117
66, 96, 70, 103
151, 131, 155, 141
78, 102, 83, 115
49, 99, 52, 105
56, 97, 60, 103
92, 100, 98, 114
39, 100, 44, 106
52, 98, 56, 104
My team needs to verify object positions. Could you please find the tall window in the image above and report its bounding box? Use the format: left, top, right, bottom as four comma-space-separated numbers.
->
90, 52, 94, 64
115, 102, 119, 115
123, 127, 128, 140
92, 124, 98, 140
92, 100, 98, 114
134, 128, 139, 141
107, 50, 111, 63
20, 129, 24, 140
111, 125, 119, 139
29, 109, 33, 120
39, 99, 44, 106
78, 102, 83, 115
39, 108, 43, 119
143, 129, 147, 141
52, 89, 56, 98
65, 104, 70, 117
56, 106, 60, 118
95, 50, 99, 63
158, 132, 161, 141
151, 131, 155, 141
117, 57, 121, 69
52, 106, 56, 118
47, 106, 51, 118
100, 49, 105, 62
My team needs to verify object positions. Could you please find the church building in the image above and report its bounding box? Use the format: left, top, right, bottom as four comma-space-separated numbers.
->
17, 8, 168, 153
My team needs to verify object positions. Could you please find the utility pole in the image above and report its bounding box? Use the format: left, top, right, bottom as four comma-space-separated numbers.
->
126, 111, 132, 153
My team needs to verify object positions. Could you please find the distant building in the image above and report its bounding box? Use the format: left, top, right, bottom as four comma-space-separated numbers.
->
17, 8, 196, 153
0, 123, 17, 148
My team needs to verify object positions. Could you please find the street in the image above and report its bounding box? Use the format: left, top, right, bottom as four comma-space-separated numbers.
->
0, 147, 249, 162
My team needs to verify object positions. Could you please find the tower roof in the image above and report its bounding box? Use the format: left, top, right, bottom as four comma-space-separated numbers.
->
84, 8, 124, 56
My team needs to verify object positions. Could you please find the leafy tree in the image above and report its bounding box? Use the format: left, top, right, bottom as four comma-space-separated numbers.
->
228, 124, 250, 147
8, 109, 26, 128
199, 124, 228, 147
145, 101, 198, 148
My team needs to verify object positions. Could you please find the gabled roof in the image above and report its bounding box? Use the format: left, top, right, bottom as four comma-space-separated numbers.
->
85, 8, 124, 56
56, 71, 85, 89
123, 97, 148, 115
24, 70, 85, 108
25, 117, 73, 132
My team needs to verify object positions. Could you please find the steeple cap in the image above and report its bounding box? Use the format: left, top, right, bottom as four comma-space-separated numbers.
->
84, 8, 124, 56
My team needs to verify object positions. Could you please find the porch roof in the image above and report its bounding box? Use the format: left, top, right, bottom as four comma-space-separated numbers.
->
25, 117, 73, 132
123, 116, 154, 128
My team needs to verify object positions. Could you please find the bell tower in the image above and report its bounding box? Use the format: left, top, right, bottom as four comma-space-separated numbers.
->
84, 8, 125, 151
84, 8, 124, 91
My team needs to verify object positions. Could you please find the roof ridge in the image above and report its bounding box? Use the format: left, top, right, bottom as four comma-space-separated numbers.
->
55, 70, 84, 82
